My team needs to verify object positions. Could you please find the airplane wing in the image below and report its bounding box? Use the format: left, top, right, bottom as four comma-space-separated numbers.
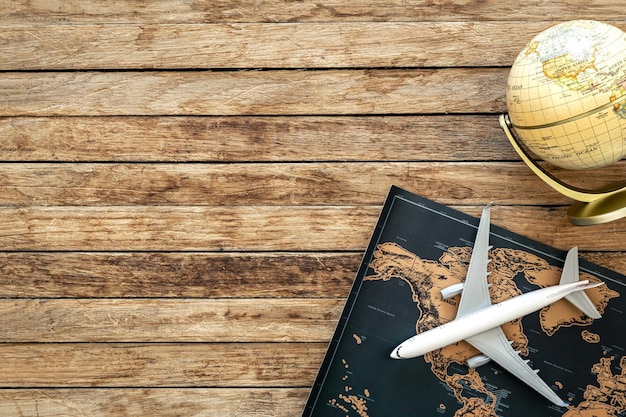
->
456, 203, 493, 317
466, 327, 568, 407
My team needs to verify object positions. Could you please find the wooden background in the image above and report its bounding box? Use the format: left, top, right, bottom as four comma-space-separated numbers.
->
1, 1, 626, 415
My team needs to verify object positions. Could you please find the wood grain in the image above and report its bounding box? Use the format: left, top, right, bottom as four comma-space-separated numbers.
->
2, 162, 626, 206
0, 206, 378, 251
0, 388, 308, 416
0, 115, 513, 162
0, 252, 359, 298
0, 22, 555, 70
1, 252, 625, 300
1, 1, 624, 23
0, 299, 342, 342
0, 389, 308, 417
1, 69, 507, 116
0, 343, 325, 387
0, 162, 576, 206
1, 205, 625, 251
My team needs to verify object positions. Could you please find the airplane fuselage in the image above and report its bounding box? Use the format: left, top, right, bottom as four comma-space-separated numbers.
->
391, 280, 591, 359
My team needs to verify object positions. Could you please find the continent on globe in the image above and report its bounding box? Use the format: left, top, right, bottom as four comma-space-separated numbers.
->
505, 20, 626, 169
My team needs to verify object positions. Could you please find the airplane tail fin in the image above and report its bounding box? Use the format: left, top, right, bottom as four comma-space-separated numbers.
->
559, 246, 603, 319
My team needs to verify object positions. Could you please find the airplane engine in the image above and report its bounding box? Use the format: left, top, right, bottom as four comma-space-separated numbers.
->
441, 283, 464, 299
467, 354, 491, 368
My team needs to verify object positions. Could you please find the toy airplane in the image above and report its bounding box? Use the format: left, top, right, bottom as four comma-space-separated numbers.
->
390, 203, 603, 407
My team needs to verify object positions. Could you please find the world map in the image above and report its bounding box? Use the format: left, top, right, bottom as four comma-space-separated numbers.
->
325, 243, 622, 417
368, 242, 618, 415
303, 188, 626, 417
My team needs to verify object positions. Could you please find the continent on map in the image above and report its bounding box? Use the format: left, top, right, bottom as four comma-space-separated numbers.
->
364, 242, 618, 416
563, 356, 626, 417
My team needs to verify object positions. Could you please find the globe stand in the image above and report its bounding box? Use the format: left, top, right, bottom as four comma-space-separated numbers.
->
499, 114, 626, 226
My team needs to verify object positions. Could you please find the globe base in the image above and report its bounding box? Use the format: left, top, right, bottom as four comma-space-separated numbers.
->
500, 114, 626, 226
568, 191, 626, 226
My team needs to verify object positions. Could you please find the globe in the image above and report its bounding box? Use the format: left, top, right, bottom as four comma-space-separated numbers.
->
505, 20, 626, 170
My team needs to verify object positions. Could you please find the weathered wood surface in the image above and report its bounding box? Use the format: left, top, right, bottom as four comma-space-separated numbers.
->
1, 162, 625, 206
5, 21, 626, 70
0, 22, 583, 69
1, 252, 625, 299
0, 115, 513, 161
1, 1, 625, 416
1, 69, 507, 116
2, 205, 626, 251
0, 252, 358, 298
1, 0, 624, 23
0, 299, 343, 342
0, 343, 325, 387
0, 389, 309, 417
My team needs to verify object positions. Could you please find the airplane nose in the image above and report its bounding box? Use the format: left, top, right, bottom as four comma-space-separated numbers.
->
390, 346, 402, 359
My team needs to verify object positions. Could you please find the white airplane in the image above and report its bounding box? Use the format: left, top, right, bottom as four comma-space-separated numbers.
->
390, 203, 604, 407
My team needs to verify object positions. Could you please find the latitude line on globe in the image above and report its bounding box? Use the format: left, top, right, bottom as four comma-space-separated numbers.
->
512, 92, 626, 130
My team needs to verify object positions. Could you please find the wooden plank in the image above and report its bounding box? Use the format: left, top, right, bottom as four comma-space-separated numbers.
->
0, 22, 556, 70
0, 206, 377, 251
0, 252, 359, 298
0, 388, 309, 417
0, 343, 325, 387
0, 69, 507, 116
0, 115, 514, 162
1, 206, 626, 251
1, 0, 624, 23
0, 299, 341, 343
1, 251, 625, 300
3, 162, 626, 206
0, 162, 560, 206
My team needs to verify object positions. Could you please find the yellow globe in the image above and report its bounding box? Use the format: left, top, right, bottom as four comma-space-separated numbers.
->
506, 20, 626, 170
